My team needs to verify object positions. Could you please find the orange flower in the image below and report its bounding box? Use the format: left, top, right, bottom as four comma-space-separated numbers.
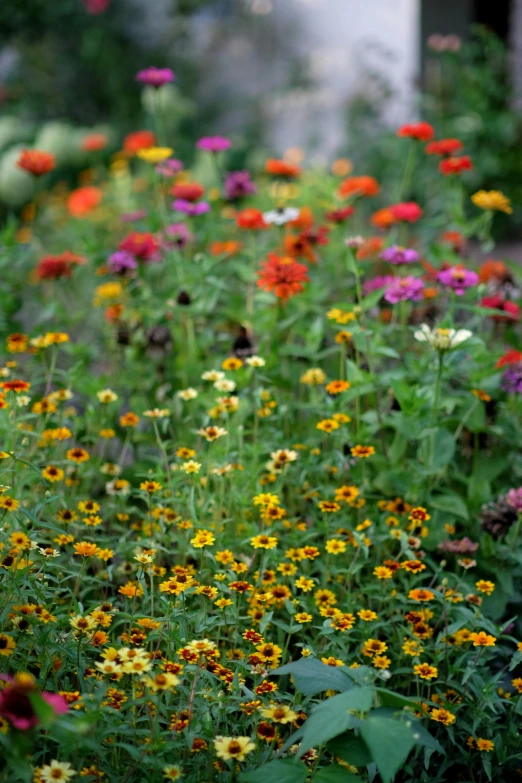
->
81, 133, 108, 152
478, 259, 509, 284
397, 122, 434, 142
123, 130, 156, 154
34, 251, 86, 281
371, 208, 396, 230
257, 254, 309, 301
67, 187, 103, 217
236, 208, 267, 230
170, 182, 205, 202
210, 241, 243, 257
356, 237, 384, 260
17, 149, 56, 176
288, 206, 314, 229
265, 159, 301, 178
339, 175, 379, 199
0, 379, 30, 393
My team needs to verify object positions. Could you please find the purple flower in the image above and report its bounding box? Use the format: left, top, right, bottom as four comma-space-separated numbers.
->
437, 266, 479, 295
136, 67, 175, 88
224, 171, 257, 200
438, 537, 479, 554
363, 275, 394, 296
502, 363, 522, 394
108, 251, 138, 274
380, 245, 420, 265
196, 136, 231, 153
121, 210, 147, 223
164, 222, 192, 249
155, 158, 183, 177
172, 199, 210, 216
507, 487, 522, 511
384, 276, 424, 304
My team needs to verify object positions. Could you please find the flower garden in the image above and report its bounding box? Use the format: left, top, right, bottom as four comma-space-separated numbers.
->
1, 65, 522, 783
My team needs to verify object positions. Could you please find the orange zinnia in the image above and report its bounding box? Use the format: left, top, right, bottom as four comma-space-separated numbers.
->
339, 175, 379, 199
265, 159, 301, 178
17, 149, 56, 177
123, 130, 156, 154
257, 253, 309, 301
67, 186, 102, 217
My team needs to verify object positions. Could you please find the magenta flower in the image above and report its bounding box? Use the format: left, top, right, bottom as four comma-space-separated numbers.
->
155, 158, 183, 177
380, 245, 419, 265
136, 67, 175, 89
362, 275, 394, 296
437, 266, 479, 295
164, 223, 192, 249
0, 674, 68, 730
196, 136, 231, 153
173, 199, 210, 216
224, 171, 256, 200
108, 251, 138, 274
384, 276, 424, 303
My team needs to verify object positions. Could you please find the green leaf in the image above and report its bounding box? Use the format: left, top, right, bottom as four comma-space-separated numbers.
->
327, 734, 372, 767
28, 693, 55, 728
312, 764, 362, 782
297, 687, 374, 757
429, 493, 469, 520
239, 758, 309, 783
271, 657, 354, 696
417, 428, 455, 473
375, 688, 417, 709
360, 717, 415, 783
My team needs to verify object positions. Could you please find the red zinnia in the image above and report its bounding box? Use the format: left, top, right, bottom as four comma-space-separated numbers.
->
339, 175, 379, 199
67, 186, 103, 217
0, 380, 31, 393
397, 122, 435, 142
257, 253, 309, 301
389, 202, 423, 223
481, 295, 520, 321
170, 182, 205, 202
81, 133, 108, 152
496, 349, 522, 368
118, 232, 160, 262
265, 159, 301, 178
17, 149, 55, 177
426, 138, 464, 156
123, 130, 156, 154
236, 208, 267, 230
35, 251, 86, 281
439, 156, 473, 176
324, 206, 354, 223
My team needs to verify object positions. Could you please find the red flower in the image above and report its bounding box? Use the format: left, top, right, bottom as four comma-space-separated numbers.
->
170, 182, 205, 202
481, 295, 520, 321
397, 122, 435, 142
17, 150, 55, 177
496, 349, 522, 368
35, 251, 86, 281
81, 133, 108, 152
265, 159, 301, 177
324, 206, 354, 223
339, 176, 379, 198
439, 156, 473, 176
83, 0, 111, 12
118, 232, 160, 262
441, 231, 465, 252
389, 202, 423, 223
425, 138, 464, 156
67, 186, 103, 217
236, 208, 267, 230
0, 673, 68, 730
257, 253, 309, 301
123, 130, 156, 154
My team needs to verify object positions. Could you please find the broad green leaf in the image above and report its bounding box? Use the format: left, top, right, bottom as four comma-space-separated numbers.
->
239, 758, 309, 783
297, 687, 374, 757
272, 657, 354, 696
360, 717, 415, 783
312, 764, 362, 782
327, 734, 372, 767
429, 493, 469, 520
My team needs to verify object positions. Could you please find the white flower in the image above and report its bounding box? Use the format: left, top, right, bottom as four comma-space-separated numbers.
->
344, 236, 364, 249
214, 379, 236, 392
263, 207, 300, 226
202, 370, 225, 382
246, 355, 265, 367
177, 388, 198, 401
97, 389, 118, 403
414, 324, 472, 351
16, 395, 30, 407
40, 761, 77, 783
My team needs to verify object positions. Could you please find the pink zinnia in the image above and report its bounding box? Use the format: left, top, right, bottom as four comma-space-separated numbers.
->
389, 202, 423, 223
438, 266, 478, 295
136, 68, 175, 89
196, 136, 231, 153
384, 276, 424, 303
0, 674, 68, 730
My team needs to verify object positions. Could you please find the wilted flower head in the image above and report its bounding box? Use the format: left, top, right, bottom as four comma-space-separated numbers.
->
136, 67, 175, 88
437, 266, 479, 295
380, 246, 419, 265
414, 324, 472, 351
438, 537, 479, 554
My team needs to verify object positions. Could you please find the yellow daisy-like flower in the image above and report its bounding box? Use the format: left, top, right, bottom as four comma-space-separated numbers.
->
471, 189, 512, 214
213, 736, 255, 762
137, 146, 173, 163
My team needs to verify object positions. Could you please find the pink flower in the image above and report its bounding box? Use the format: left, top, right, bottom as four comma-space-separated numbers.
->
0, 674, 68, 730
384, 276, 424, 303
196, 136, 231, 153
507, 487, 522, 511
82, 0, 111, 13
136, 68, 175, 89
437, 266, 479, 295
389, 202, 423, 222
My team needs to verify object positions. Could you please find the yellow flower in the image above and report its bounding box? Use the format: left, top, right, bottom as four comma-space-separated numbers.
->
260, 704, 298, 724
251, 535, 278, 550
413, 663, 438, 680
430, 708, 456, 726
470, 631, 496, 647
295, 576, 315, 591
190, 529, 215, 548
326, 538, 347, 554
213, 736, 255, 762
97, 389, 118, 403
0, 634, 16, 656
471, 189, 512, 214
180, 460, 201, 474
137, 147, 173, 163
475, 738, 494, 752
300, 368, 326, 385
